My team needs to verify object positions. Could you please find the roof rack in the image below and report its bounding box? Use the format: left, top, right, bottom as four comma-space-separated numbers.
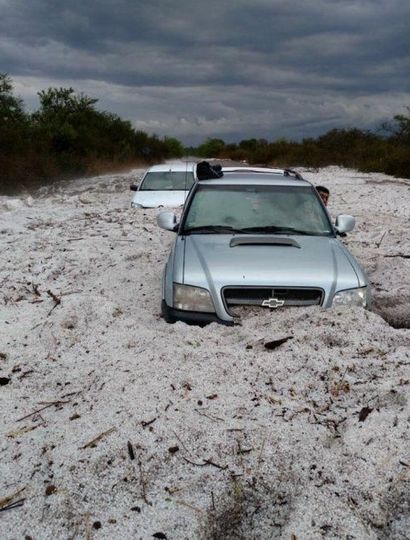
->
196, 161, 306, 182
222, 166, 285, 174
222, 165, 305, 181
283, 168, 304, 181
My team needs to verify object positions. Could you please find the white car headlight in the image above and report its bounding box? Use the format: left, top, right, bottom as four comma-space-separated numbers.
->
173, 283, 215, 313
332, 286, 368, 308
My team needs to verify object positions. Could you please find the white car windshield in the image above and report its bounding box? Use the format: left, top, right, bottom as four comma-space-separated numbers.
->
140, 171, 194, 191
182, 185, 333, 235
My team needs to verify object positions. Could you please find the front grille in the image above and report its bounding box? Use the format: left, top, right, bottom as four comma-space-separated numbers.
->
223, 287, 323, 311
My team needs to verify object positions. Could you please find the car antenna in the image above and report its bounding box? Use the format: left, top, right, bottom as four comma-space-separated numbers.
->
184, 158, 189, 193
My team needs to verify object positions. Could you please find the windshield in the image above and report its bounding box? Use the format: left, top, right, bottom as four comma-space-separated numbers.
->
182, 185, 333, 235
140, 171, 194, 191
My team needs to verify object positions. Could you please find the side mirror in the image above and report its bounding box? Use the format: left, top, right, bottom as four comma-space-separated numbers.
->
335, 214, 355, 234
157, 211, 178, 232
130, 184, 138, 191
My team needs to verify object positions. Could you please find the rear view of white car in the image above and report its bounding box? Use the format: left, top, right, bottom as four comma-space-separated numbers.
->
130, 162, 197, 208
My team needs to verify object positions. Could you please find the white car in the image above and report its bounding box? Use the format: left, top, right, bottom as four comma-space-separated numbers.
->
130, 162, 197, 208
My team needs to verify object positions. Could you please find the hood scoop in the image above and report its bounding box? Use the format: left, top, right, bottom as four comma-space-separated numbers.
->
230, 236, 301, 248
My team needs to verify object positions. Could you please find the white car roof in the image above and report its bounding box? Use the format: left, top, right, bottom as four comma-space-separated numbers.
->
146, 162, 196, 173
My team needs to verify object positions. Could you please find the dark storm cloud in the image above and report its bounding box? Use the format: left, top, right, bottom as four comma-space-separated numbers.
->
1, 0, 410, 143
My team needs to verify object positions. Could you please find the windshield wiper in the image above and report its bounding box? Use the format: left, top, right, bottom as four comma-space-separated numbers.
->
183, 225, 245, 234
183, 225, 329, 236
239, 226, 323, 235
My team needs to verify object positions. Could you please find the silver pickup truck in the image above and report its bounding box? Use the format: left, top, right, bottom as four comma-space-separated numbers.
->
157, 167, 371, 325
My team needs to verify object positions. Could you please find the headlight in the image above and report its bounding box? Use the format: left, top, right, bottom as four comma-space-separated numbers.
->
332, 286, 368, 308
173, 283, 215, 313
131, 202, 143, 208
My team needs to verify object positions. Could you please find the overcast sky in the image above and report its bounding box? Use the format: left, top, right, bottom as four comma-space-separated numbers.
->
1, 0, 409, 144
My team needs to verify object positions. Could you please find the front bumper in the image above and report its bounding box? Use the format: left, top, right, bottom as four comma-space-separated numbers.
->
161, 300, 233, 326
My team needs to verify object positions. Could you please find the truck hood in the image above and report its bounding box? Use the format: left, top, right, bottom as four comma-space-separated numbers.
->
179, 234, 363, 307
132, 190, 188, 208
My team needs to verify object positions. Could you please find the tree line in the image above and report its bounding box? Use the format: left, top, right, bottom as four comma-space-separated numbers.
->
1, 72, 409, 194
189, 111, 410, 179
0, 74, 184, 194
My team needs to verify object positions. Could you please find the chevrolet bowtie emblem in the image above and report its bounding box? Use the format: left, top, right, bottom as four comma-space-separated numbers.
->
261, 298, 285, 309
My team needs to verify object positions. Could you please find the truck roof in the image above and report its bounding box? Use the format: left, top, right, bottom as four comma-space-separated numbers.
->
198, 170, 311, 187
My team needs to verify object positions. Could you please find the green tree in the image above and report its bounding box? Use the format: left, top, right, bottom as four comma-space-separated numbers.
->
0, 73, 26, 122
196, 138, 226, 157
162, 136, 184, 158
384, 107, 410, 144
32, 87, 100, 159
36, 87, 98, 114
